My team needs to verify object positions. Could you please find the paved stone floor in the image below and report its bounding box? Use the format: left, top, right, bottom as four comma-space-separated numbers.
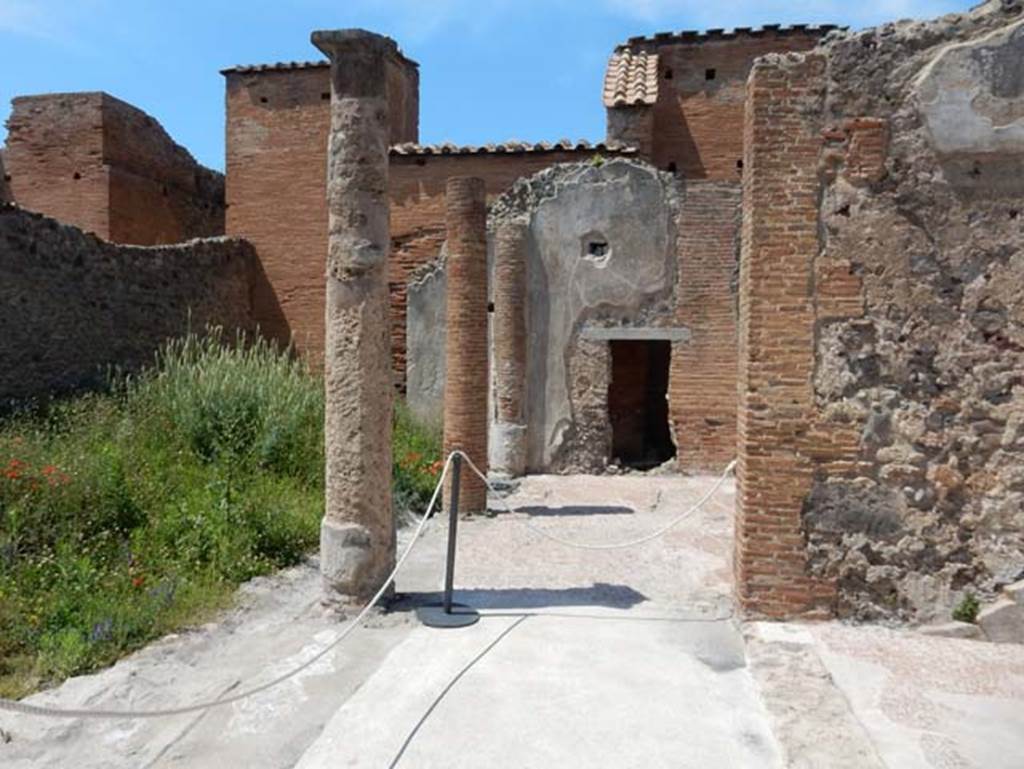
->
2, 472, 1023, 768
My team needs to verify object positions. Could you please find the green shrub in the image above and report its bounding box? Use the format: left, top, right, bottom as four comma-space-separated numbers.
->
952, 593, 981, 624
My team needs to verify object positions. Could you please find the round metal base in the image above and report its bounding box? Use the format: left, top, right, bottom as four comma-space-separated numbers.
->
416, 603, 480, 628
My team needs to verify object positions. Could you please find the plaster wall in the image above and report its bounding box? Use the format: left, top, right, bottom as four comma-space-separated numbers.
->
490, 160, 683, 472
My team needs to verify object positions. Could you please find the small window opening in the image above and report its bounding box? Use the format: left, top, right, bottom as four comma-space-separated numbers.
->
705, 68, 717, 81
321, 92, 330, 100
487, 301, 495, 313
72, 172, 81, 180
666, 162, 677, 174
259, 96, 268, 104
664, 68, 674, 80
736, 159, 744, 171
588, 239, 609, 258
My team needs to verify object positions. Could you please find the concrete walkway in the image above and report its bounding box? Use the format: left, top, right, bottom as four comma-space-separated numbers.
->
3, 473, 1024, 768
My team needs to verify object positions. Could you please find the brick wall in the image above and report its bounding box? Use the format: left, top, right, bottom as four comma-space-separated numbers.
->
670, 180, 740, 471
607, 29, 831, 179
224, 59, 418, 371
736, 52, 836, 619
0, 204, 255, 405
4, 93, 110, 238
4, 92, 224, 245
224, 67, 331, 358
225, 58, 608, 380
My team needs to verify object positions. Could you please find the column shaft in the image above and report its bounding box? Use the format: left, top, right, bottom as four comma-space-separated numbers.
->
443, 177, 489, 512
490, 222, 528, 476
312, 29, 395, 598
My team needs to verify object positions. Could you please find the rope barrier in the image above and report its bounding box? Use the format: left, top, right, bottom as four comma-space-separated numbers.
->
0, 453, 456, 720
454, 451, 737, 551
0, 451, 736, 720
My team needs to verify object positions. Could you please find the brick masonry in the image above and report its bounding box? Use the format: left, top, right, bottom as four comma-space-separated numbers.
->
607, 30, 830, 179
4, 93, 224, 245
442, 177, 489, 512
736, 52, 836, 619
734, 3, 1024, 622
224, 59, 617, 378
0, 204, 254, 405
670, 180, 740, 471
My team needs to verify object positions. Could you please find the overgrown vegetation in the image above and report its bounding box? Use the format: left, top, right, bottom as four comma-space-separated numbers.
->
392, 403, 443, 522
0, 331, 441, 698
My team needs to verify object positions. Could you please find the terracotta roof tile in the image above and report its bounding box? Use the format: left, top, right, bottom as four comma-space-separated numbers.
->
389, 140, 635, 157
602, 49, 660, 108
221, 46, 418, 75
220, 60, 328, 75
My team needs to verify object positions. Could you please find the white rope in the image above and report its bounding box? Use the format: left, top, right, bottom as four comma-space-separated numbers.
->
455, 450, 737, 551
0, 453, 456, 720
2, 451, 737, 719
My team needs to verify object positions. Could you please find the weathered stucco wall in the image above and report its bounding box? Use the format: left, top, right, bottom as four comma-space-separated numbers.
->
0, 204, 255, 405
405, 254, 447, 426
490, 159, 684, 473
738, 0, 1024, 622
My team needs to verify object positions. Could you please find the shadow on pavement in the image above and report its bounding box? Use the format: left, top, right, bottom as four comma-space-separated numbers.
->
391, 582, 648, 611
516, 504, 635, 517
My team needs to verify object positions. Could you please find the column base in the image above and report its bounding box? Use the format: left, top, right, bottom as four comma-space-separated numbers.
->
489, 421, 527, 477
320, 518, 395, 601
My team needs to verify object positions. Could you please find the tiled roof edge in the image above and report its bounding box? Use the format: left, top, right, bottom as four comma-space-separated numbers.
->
616, 23, 844, 50
221, 51, 419, 75
389, 140, 637, 156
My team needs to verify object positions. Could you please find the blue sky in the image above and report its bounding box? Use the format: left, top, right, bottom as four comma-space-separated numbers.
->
0, 0, 970, 171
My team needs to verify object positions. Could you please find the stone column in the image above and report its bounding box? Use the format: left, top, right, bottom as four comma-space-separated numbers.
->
443, 177, 489, 512
490, 222, 528, 476
312, 29, 395, 599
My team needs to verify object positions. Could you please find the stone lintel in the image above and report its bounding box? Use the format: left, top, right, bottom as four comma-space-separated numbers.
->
580, 325, 691, 342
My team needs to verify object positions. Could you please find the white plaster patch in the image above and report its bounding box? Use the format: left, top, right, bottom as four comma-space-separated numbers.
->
915, 19, 1024, 155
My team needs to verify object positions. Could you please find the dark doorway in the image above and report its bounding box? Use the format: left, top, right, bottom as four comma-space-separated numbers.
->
608, 340, 676, 470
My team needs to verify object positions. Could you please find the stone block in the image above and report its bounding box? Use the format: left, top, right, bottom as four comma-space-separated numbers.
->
978, 598, 1024, 644
1004, 579, 1024, 606
918, 621, 983, 640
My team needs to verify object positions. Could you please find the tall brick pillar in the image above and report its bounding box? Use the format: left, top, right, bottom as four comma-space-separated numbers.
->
312, 29, 395, 599
736, 52, 835, 618
490, 222, 528, 476
444, 177, 489, 512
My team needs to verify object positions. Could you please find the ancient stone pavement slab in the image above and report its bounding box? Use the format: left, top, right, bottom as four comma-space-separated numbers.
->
809, 623, 1024, 768
295, 611, 782, 769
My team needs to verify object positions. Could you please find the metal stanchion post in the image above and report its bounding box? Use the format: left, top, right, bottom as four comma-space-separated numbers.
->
417, 454, 480, 628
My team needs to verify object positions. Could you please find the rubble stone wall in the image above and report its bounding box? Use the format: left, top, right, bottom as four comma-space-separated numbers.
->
738, 1, 1024, 621
0, 205, 255, 405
